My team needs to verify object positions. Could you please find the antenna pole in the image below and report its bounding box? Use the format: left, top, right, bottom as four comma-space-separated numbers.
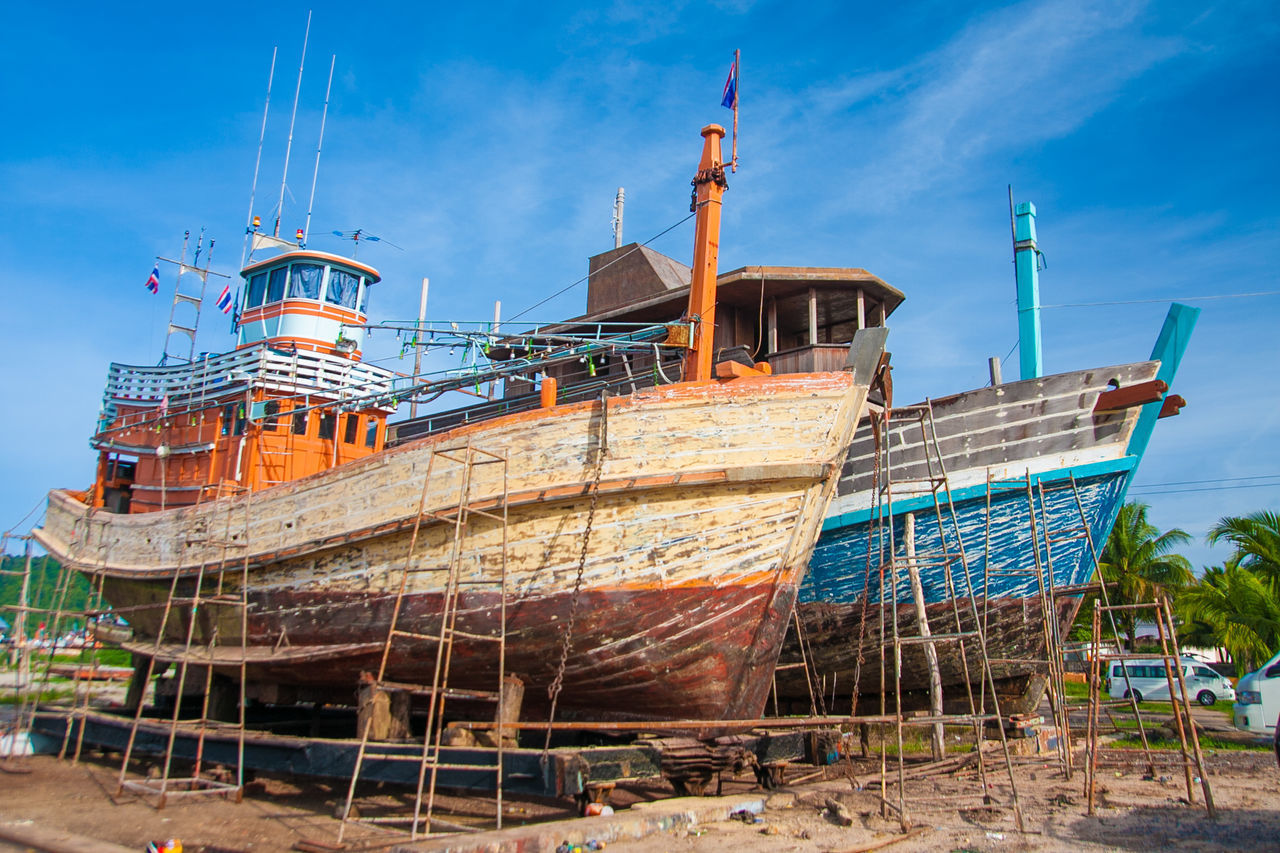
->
410, 277, 429, 419
160, 231, 191, 366
275, 10, 311, 238
731, 49, 739, 173
612, 187, 625, 248
304, 54, 335, 248
241, 47, 277, 268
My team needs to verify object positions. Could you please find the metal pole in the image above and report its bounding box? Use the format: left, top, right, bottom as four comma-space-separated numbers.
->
612, 187, 625, 248
303, 54, 336, 247
274, 10, 311, 237
411, 278, 428, 419
241, 47, 277, 268
490, 301, 501, 399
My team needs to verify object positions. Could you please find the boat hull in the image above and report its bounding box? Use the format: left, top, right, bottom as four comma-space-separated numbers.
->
775, 361, 1162, 715
37, 372, 870, 722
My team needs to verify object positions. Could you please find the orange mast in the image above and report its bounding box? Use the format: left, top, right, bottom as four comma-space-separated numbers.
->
682, 124, 729, 383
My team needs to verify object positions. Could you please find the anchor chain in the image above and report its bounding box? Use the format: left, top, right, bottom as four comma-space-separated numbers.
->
543, 390, 609, 758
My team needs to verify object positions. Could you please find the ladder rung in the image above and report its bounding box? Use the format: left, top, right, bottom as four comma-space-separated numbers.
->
899, 713, 999, 725
373, 679, 501, 702
895, 631, 978, 645
390, 629, 443, 642
450, 628, 502, 642
774, 662, 809, 671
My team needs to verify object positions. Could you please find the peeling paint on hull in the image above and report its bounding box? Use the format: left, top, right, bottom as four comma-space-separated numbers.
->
38, 373, 871, 722
778, 362, 1164, 716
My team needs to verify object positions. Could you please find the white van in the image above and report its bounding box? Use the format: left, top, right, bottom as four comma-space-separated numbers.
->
1107, 658, 1236, 706
1233, 649, 1280, 735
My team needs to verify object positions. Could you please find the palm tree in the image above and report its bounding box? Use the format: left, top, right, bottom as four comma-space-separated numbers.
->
1176, 558, 1280, 676
1099, 501, 1194, 650
1208, 511, 1280, 587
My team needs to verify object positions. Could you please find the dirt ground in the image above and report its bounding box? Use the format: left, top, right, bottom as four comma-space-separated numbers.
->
1, 742, 1277, 853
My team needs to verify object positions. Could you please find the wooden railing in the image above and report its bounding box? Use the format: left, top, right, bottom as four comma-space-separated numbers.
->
102, 346, 401, 409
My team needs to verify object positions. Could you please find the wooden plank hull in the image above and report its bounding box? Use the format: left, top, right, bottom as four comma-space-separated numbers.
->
777, 594, 1082, 715
775, 362, 1163, 715
37, 372, 870, 722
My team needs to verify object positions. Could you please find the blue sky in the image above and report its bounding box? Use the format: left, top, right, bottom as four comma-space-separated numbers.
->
1, 1, 1276, 568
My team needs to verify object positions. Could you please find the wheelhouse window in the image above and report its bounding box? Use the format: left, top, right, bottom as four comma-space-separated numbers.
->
289, 263, 325, 300
365, 420, 379, 449
246, 272, 268, 309
262, 400, 281, 432
359, 279, 371, 313
292, 409, 308, 435
266, 267, 287, 302
222, 403, 245, 436
343, 414, 359, 444
318, 411, 336, 441
326, 269, 361, 309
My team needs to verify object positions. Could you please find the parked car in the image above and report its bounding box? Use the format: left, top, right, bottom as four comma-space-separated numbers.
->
1107, 657, 1236, 705
1234, 649, 1280, 736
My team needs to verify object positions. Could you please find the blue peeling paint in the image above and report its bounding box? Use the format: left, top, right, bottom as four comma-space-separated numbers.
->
802, 468, 1130, 606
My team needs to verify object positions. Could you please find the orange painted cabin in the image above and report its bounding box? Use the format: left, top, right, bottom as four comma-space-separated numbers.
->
91, 250, 400, 513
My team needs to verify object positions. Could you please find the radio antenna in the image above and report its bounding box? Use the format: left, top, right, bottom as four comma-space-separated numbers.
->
303, 54, 335, 248
274, 10, 311, 238
240, 47, 277, 268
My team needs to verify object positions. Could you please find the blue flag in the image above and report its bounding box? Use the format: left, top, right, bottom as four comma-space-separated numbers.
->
721, 59, 738, 109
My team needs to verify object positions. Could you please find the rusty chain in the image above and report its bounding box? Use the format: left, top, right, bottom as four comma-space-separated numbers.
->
542, 390, 609, 759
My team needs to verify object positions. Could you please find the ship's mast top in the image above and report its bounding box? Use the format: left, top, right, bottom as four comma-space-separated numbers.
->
682, 124, 728, 384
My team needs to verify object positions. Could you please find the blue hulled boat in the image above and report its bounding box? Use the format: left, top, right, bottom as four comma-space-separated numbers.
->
774, 203, 1199, 715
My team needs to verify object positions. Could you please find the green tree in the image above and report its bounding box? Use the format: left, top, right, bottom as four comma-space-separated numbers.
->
1207, 511, 1280, 586
1099, 501, 1193, 650
1176, 558, 1280, 676
0, 554, 94, 637
1173, 511, 1280, 675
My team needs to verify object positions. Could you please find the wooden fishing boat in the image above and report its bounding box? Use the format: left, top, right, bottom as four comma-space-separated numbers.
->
532, 202, 1198, 717
775, 314, 1196, 715
33, 125, 886, 722
771, 198, 1199, 715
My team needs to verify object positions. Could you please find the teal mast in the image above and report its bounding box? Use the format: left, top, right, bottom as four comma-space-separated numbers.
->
1014, 201, 1043, 380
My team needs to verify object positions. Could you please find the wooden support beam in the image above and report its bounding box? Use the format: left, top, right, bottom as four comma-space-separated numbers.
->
1094, 379, 1167, 413
1158, 394, 1186, 419
808, 287, 818, 346
715, 360, 768, 379
767, 297, 778, 354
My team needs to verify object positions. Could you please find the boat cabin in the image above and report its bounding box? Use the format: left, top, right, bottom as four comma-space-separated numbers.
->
389, 243, 904, 443
89, 250, 400, 513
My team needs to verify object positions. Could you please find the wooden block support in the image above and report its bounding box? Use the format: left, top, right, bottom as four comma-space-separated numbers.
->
357, 677, 411, 742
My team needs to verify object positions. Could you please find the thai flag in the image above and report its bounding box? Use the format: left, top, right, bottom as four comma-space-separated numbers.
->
721, 58, 738, 109
216, 284, 234, 314
145, 264, 160, 294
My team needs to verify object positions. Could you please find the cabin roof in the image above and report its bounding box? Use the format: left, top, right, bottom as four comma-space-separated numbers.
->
573, 243, 905, 325
241, 250, 382, 283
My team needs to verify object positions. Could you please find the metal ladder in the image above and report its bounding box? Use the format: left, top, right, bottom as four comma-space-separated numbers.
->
338, 439, 510, 843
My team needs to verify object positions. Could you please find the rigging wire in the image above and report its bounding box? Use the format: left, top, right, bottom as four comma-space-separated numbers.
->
1129, 482, 1280, 496
505, 211, 697, 323
3, 496, 47, 544
1040, 289, 1280, 310
1132, 474, 1280, 488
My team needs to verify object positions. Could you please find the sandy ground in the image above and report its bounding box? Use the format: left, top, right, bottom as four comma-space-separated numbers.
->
0, 742, 1276, 853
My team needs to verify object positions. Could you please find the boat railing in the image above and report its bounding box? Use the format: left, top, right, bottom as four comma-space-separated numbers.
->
102, 346, 399, 409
